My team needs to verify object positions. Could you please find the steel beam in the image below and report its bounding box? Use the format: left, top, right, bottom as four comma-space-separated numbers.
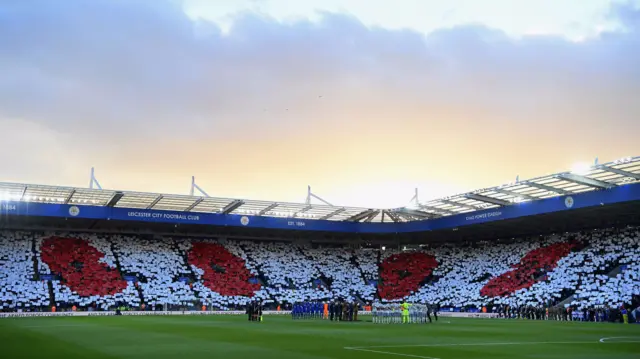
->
384, 210, 401, 223
185, 197, 204, 212
292, 205, 312, 218
493, 188, 536, 201
147, 195, 163, 209
599, 166, 640, 180
320, 207, 345, 220
418, 204, 454, 215
397, 208, 434, 219
63, 189, 76, 204
347, 209, 377, 222
526, 182, 570, 195
465, 193, 510, 206
364, 210, 380, 222
439, 199, 478, 211
221, 199, 244, 214
19, 186, 28, 201
106, 191, 124, 207
258, 203, 279, 216
558, 173, 614, 189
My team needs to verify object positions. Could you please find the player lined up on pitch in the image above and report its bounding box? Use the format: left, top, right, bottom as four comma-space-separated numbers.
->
245, 301, 263, 322
372, 303, 439, 324
291, 300, 360, 321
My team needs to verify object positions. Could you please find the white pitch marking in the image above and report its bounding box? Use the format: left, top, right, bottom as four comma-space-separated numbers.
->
344, 338, 640, 358
21, 324, 90, 328
344, 347, 440, 359
346, 341, 597, 349
599, 337, 640, 343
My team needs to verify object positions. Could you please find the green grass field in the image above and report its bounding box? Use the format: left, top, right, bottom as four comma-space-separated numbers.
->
1, 315, 638, 359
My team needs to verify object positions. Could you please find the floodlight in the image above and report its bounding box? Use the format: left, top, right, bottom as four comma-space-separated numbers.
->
570, 162, 591, 175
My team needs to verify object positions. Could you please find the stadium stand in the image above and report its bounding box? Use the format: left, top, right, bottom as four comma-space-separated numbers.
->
0, 231, 49, 311
238, 241, 330, 304
0, 226, 638, 318
354, 249, 379, 281
479, 241, 578, 298
112, 236, 196, 310
378, 251, 438, 300
188, 240, 271, 309
302, 247, 376, 302
36, 233, 140, 310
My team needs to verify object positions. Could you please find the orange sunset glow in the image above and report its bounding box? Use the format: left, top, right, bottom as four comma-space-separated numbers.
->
1, 0, 639, 208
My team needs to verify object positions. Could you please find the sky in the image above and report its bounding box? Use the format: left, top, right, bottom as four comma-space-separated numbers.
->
0, 0, 639, 209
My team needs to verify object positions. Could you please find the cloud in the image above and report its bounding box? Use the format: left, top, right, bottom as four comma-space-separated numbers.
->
0, 0, 639, 206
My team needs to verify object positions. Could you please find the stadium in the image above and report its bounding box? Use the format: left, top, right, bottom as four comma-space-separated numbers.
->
3, 1, 640, 357
1, 156, 639, 359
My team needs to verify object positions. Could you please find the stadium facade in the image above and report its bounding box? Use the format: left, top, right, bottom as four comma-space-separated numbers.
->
0, 156, 639, 320
0, 156, 639, 244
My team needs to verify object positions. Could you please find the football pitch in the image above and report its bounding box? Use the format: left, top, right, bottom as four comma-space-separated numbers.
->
1, 315, 638, 359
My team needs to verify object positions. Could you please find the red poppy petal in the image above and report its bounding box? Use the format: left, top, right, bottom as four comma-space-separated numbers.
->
188, 242, 260, 297
41, 237, 128, 297
480, 242, 576, 297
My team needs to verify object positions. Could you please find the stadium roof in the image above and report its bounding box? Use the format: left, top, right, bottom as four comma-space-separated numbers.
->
397, 156, 640, 222
0, 156, 638, 224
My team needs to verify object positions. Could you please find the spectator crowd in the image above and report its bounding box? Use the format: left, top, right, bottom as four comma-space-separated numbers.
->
0, 227, 638, 322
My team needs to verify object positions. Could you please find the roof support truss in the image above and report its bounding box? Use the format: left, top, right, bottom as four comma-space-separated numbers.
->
64, 189, 76, 204
558, 173, 614, 189
19, 186, 28, 201
185, 197, 204, 212
383, 210, 401, 223
465, 193, 510, 207
291, 205, 312, 218
493, 188, 536, 201
396, 208, 434, 219
319, 207, 345, 220
599, 166, 640, 180
439, 199, 478, 211
526, 182, 570, 195
221, 199, 244, 214
418, 204, 454, 215
147, 195, 163, 209
258, 203, 279, 216
106, 191, 124, 207
395, 212, 415, 221
363, 210, 379, 222
347, 209, 378, 222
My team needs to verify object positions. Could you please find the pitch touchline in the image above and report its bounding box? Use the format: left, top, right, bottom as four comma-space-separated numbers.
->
21, 324, 92, 328
599, 337, 640, 343
343, 339, 640, 359
345, 341, 596, 349
343, 342, 593, 359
